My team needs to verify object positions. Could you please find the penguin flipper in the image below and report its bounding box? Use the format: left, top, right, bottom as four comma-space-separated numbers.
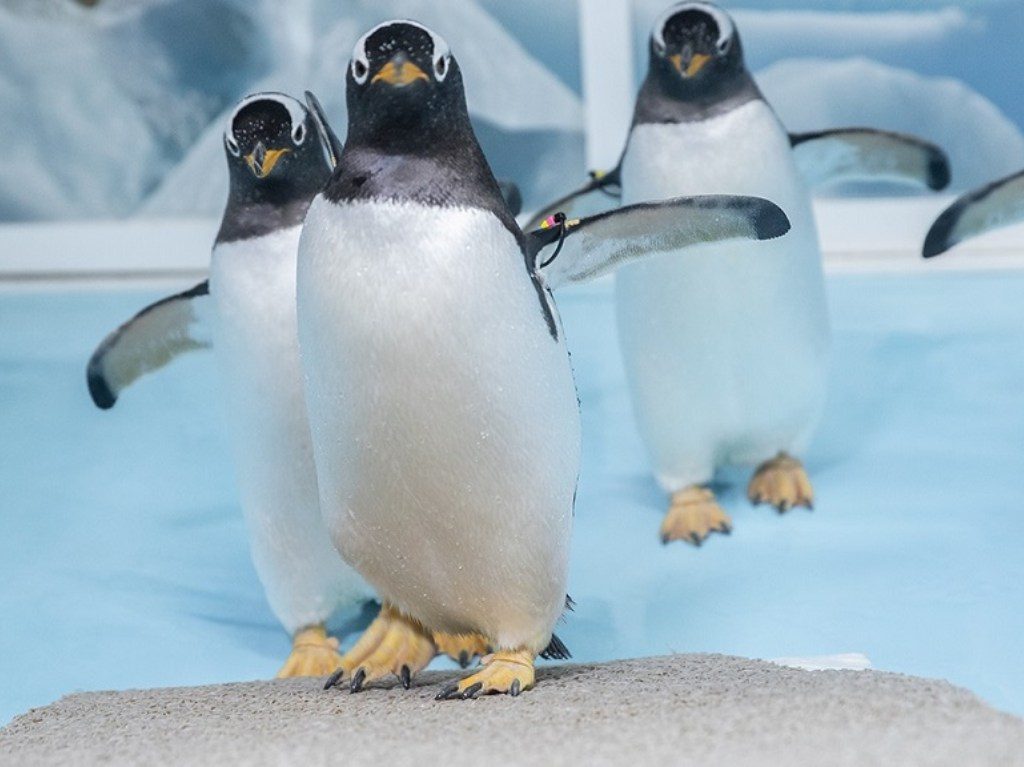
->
86, 281, 211, 409
923, 168, 1024, 258
522, 166, 622, 232
529, 195, 791, 290
304, 90, 344, 170
790, 128, 950, 191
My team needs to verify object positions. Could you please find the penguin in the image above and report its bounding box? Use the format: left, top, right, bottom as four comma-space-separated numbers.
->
87, 93, 521, 677
87, 93, 377, 677
296, 19, 792, 698
923, 168, 1024, 258
530, 1, 951, 546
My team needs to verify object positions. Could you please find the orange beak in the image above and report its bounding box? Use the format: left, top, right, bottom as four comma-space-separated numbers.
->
245, 144, 290, 179
372, 55, 429, 87
670, 52, 711, 78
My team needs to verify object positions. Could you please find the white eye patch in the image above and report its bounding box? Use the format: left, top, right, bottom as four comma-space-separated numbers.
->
225, 92, 308, 149
352, 19, 452, 80
651, 2, 735, 53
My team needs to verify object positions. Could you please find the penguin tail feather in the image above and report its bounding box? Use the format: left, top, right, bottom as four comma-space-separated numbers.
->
540, 633, 571, 661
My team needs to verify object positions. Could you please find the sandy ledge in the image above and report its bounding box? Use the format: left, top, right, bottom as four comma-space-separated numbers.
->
2, 654, 1022, 767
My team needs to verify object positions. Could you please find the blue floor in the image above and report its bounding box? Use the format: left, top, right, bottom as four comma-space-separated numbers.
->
1, 271, 1022, 725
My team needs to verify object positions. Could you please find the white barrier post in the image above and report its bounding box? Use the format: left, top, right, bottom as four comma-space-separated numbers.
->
578, 0, 636, 171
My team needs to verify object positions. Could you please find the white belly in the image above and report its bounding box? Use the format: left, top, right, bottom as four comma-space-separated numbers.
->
617, 101, 829, 491
210, 227, 369, 633
296, 198, 579, 651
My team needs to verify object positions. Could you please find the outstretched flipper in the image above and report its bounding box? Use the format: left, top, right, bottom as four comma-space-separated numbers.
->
523, 167, 622, 232
790, 128, 950, 191
528, 195, 790, 290
86, 281, 211, 409
304, 90, 344, 170
923, 169, 1024, 258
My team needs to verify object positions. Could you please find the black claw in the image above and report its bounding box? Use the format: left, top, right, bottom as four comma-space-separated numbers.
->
806, 502, 814, 511
399, 665, 412, 690
436, 682, 460, 701
458, 650, 470, 668
777, 502, 790, 514
462, 682, 483, 700
509, 679, 521, 697
689, 533, 703, 547
719, 525, 732, 535
324, 669, 345, 690
661, 534, 670, 545
349, 667, 366, 694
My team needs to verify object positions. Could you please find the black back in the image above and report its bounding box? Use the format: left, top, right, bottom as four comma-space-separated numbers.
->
633, 2, 762, 126
217, 93, 332, 245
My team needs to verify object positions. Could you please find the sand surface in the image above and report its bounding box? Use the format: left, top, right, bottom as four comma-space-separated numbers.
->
3, 654, 1022, 766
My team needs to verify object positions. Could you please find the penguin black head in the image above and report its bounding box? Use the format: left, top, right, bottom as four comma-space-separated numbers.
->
321, 21, 515, 241
344, 21, 471, 152
224, 93, 325, 187
651, 2, 744, 92
217, 93, 331, 243
637, 2, 759, 122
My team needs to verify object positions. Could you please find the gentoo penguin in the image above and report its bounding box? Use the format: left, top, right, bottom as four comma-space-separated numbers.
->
87, 92, 511, 676
531, 1, 951, 546
923, 168, 1024, 258
87, 93, 376, 678
297, 19, 791, 698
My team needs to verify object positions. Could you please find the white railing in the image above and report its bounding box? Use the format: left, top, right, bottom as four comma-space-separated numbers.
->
2, 198, 1023, 287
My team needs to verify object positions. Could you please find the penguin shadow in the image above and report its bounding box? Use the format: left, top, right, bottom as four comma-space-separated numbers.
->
188, 594, 378, 669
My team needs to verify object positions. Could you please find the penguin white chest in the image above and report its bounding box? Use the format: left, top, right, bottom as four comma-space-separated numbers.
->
617, 101, 830, 489
296, 197, 579, 649
208, 226, 369, 633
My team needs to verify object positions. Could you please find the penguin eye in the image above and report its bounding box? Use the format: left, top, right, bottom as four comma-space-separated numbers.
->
352, 58, 369, 84
292, 123, 306, 145
717, 37, 731, 54
434, 54, 450, 82
225, 134, 241, 157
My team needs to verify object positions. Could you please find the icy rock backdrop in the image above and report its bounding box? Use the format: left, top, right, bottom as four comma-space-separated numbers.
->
2, 0, 1024, 221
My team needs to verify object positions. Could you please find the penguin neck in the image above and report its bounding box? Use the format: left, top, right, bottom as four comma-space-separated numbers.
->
216, 166, 325, 245
632, 66, 762, 126
323, 125, 520, 240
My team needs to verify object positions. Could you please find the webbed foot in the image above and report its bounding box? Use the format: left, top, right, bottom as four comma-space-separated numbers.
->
323, 604, 435, 693
660, 485, 732, 546
748, 452, 814, 513
435, 649, 535, 700
276, 624, 343, 678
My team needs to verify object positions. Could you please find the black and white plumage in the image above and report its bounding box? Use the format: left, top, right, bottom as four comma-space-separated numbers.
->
88, 94, 372, 674
529, 1, 951, 545
526, 4, 949, 231
295, 19, 790, 693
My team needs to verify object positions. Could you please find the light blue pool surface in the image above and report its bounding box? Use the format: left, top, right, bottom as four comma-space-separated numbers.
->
1, 270, 1022, 725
